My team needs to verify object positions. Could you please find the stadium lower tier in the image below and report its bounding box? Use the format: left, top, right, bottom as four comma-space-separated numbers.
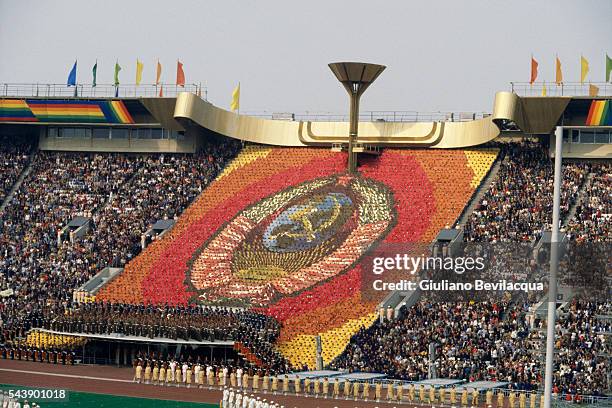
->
98, 146, 499, 368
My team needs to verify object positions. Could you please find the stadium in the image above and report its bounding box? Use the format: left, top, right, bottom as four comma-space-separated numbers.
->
0, 2, 611, 407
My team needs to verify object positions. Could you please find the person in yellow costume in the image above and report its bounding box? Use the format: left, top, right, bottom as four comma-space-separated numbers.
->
135, 361, 143, 384
461, 387, 469, 406
152, 362, 159, 385
294, 375, 301, 394
396, 382, 403, 401
450, 385, 458, 405
386, 382, 394, 400
430, 385, 436, 403
322, 377, 329, 397
253, 372, 260, 391
174, 365, 181, 387
342, 380, 350, 399
186, 365, 193, 388
530, 392, 537, 408
242, 372, 249, 391
540, 393, 545, 408
262, 373, 269, 392
144, 362, 152, 384
497, 390, 505, 408
472, 388, 479, 406
485, 389, 493, 406
159, 363, 167, 386
282, 375, 289, 394
333, 378, 340, 398
313, 377, 320, 396
375, 382, 382, 401
361, 382, 369, 401
419, 384, 426, 402
439, 386, 446, 404
166, 363, 174, 385
509, 390, 516, 408
519, 391, 527, 408
271, 375, 278, 394
407, 383, 415, 402
198, 366, 205, 388
353, 381, 360, 400
230, 371, 237, 388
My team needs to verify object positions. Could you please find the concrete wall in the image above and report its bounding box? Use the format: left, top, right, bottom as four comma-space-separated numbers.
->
38, 132, 197, 153
550, 134, 612, 158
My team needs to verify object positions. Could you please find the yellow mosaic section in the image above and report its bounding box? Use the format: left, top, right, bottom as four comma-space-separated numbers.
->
277, 312, 378, 368
278, 334, 317, 368
464, 148, 499, 188
319, 312, 378, 365
25, 330, 87, 349
216, 145, 272, 180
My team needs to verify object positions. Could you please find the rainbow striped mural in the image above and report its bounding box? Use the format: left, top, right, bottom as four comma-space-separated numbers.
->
0, 99, 134, 124
0, 99, 38, 122
586, 100, 611, 126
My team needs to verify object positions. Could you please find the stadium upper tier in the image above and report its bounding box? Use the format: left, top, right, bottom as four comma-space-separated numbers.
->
1, 91, 610, 155
98, 146, 499, 367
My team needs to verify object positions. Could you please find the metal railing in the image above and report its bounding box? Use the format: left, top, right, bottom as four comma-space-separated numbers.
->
241, 110, 491, 123
510, 82, 612, 97
0, 83, 207, 99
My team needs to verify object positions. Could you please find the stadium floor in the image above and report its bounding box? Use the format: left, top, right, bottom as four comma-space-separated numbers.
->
0, 360, 418, 407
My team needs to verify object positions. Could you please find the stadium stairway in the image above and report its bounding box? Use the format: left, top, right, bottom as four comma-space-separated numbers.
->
0, 151, 36, 213
563, 171, 594, 227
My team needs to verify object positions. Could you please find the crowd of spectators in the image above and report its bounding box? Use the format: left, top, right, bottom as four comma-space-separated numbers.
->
334, 141, 610, 396
0, 140, 240, 357
531, 301, 610, 396
0, 135, 34, 204
464, 141, 590, 242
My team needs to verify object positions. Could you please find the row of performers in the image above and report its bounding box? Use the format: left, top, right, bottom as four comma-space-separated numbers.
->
0, 346, 76, 365
34, 319, 233, 341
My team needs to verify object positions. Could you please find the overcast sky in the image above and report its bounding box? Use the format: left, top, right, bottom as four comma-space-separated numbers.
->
1, 0, 610, 113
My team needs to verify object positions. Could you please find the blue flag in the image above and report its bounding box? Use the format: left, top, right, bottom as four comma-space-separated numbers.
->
67, 60, 77, 86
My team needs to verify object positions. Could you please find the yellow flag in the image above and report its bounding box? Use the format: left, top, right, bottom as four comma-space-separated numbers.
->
136, 59, 144, 85
588, 84, 599, 97
541, 82, 547, 97
555, 56, 563, 85
580, 55, 589, 84
230, 82, 240, 112
156, 60, 162, 85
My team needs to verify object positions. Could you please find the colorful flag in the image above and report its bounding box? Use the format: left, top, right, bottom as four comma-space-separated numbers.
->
541, 81, 547, 97
586, 100, 610, 126
156, 60, 162, 85
589, 84, 599, 97
136, 59, 144, 85
606, 53, 612, 82
159, 84, 163, 97
555, 56, 563, 85
230, 82, 240, 112
92, 61, 97, 87
114, 61, 121, 86
530, 56, 538, 84
580, 55, 589, 84
67, 61, 77, 86
176, 60, 185, 87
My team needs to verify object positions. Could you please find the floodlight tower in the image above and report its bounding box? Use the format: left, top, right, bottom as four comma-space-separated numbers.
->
328, 62, 386, 173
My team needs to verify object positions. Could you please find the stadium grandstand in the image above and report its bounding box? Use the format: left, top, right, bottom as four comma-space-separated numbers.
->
0, 77, 609, 408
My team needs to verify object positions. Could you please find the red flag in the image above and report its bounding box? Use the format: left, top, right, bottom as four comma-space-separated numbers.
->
530, 57, 538, 84
159, 84, 164, 97
176, 60, 185, 87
